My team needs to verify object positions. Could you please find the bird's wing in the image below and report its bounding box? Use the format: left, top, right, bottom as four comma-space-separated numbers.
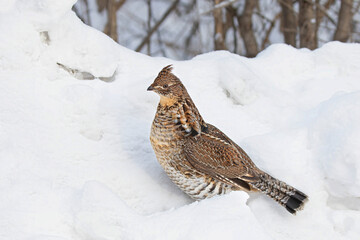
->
178, 98, 207, 136
206, 124, 257, 169
183, 124, 259, 183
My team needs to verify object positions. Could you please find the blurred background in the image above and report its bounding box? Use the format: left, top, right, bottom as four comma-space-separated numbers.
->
73, 0, 360, 60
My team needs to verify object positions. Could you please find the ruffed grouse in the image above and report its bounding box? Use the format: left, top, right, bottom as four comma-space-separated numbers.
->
148, 65, 308, 214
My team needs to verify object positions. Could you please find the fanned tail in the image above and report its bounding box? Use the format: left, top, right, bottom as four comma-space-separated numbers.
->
249, 171, 308, 214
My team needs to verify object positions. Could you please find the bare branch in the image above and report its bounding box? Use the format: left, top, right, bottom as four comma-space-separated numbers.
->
200, 0, 240, 15
262, 13, 281, 50
315, 0, 336, 27
136, 0, 180, 52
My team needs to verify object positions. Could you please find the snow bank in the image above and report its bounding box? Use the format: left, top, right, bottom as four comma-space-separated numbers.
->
1, 1, 360, 240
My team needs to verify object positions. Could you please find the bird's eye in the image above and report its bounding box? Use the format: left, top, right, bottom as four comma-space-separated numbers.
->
163, 84, 168, 88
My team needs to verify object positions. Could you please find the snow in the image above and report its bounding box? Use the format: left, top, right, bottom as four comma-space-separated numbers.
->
1, 1, 360, 240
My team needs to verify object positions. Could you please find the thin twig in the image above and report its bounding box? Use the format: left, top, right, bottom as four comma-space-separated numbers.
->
278, 0, 298, 16
314, 0, 336, 25
200, 0, 240, 15
261, 13, 281, 50
136, 0, 180, 52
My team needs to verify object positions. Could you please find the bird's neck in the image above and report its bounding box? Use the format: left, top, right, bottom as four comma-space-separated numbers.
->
159, 95, 178, 107
157, 96, 207, 136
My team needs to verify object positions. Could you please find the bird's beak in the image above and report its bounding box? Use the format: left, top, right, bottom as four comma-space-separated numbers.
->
147, 85, 154, 91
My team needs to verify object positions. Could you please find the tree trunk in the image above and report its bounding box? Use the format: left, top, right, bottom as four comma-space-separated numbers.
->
333, 0, 353, 42
104, 0, 126, 42
108, 0, 118, 42
213, 0, 227, 50
97, 0, 107, 12
279, 0, 296, 47
147, 0, 152, 55
238, 0, 258, 57
299, 0, 317, 49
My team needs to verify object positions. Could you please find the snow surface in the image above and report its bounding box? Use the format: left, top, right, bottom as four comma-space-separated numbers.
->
1, 1, 360, 240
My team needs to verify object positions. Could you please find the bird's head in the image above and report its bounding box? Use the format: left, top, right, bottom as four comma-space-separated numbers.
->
147, 65, 186, 102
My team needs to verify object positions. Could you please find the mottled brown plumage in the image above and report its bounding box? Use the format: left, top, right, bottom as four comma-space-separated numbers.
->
148, 65, 308, 214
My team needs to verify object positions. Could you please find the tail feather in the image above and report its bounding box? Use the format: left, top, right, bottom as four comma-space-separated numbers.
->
249, 171, 308, 214
285, 190, 308, 214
